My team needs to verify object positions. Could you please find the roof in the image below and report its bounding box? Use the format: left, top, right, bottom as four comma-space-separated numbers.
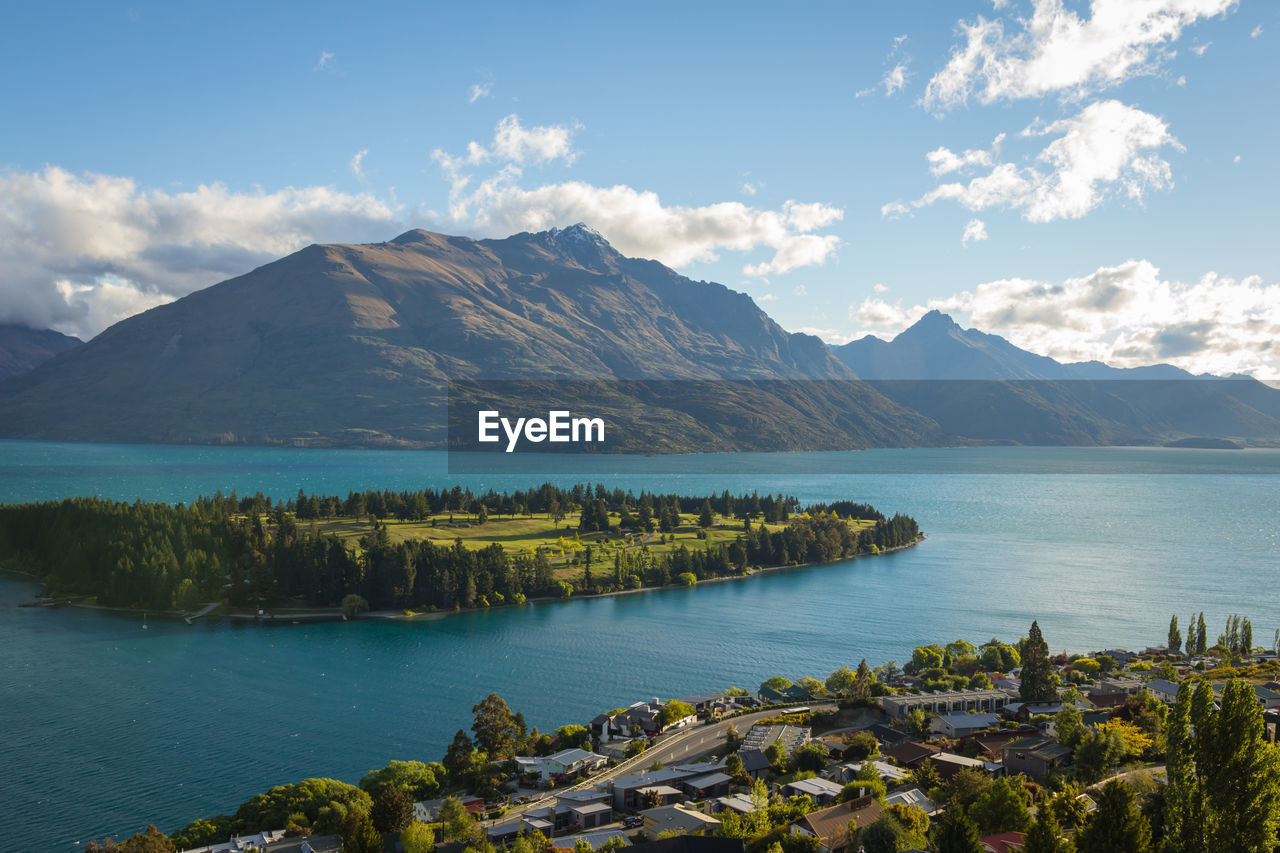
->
685, 772, 732, 790
613, 768, 696, 790
929, 752, 988, 769
847, 759, 910, 781
558, 789, 611, 804
980, 831, 1028, 853
785, 777, 844, 799
1148, 678, 1181, 694
640, 804, 722, 834
1004, 737, 1071, 760
736, 749, 773, 773
553, 830, 631, 852
794, 796, 884, 850
715, 794, 758, 814
547, 747, 604, 765
571, 802, 614, 816
640, 785, 685, 797
885, 787, 937, 815
263, 837, 343, 853
864, 724, 910, 744
935, 712, 1000, 729
628, 837, 745, 853
882, 741, 941, 766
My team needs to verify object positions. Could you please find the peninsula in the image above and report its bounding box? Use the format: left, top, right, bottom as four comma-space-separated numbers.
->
0, 484, 921, 618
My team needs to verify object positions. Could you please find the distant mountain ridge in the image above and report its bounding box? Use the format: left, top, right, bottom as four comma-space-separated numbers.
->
0, 225, 941, 450
0, 324, 82, 380
833, 311, 1280, 446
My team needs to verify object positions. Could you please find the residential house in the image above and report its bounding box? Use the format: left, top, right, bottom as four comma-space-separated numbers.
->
627, 837, 745, 853
1213, 682, 1280, 711
735, 749, 773, 779
1088, 678, 1145, 708
178, 832, 342, 853
1147, 679, 1181, 706
834, 760, 909, 785
782, 777, 844, 805
789, 796, 884, 853
639, 804, 722, 836
612, 768, 700, 811
980, 831, 1027, 852
712, 794, 759, 815
1001, 737, 1072, 781
930, 711, 1001, 739
881, 689, 1016, 720
740, 724, 810, 757
759, 683, 811, 704
559, 790, 615, 830
552, 830, 631, 852
862, 724, 910, 747
927, 752, 998, 781
881, 740, 941, 769
885, 786, 939, 817
541, 748, 607, 781
679, 772, 732, 801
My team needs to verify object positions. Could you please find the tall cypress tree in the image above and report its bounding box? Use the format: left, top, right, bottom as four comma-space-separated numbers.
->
1020, 620, 1057, 703
1075, 781, 1151, 853
1167, 614, 1181, 655
1196, 612, 1207, 655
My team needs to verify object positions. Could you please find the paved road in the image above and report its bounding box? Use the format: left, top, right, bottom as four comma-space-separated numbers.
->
493, 703, 836, 824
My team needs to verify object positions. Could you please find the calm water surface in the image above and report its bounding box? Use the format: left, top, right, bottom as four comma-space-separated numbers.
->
1, 441, 1277, 850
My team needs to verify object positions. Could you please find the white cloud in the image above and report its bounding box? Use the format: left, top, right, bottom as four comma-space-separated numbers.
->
889, 100, 1181, 223
0, 167, 400, 339
883, 63, 910, 96
794, 284, 808, 296
1234, 154, 1241, 163
433, 122, 843, 279
926, 133, 1005, 175
854, 86, 877, 99
1191, 41, 1212, 55
792, 326, 860, 346
1177, 75, 1187, 86
350, 149, 368, 179
741, 182, 758, 196
1251, 24, 1262, 37
924, 0, 1237, 110
962, 218, 989, 244
756, 293, 777, 302
873, 282, 889, 293
943, 259, 1280, 377
315, 51, 333, 71
468, 81, 493, 103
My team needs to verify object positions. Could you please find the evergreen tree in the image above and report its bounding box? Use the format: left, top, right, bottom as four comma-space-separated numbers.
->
1074, 781, 1151, 853
698, 500, 714, 528
1023, 808, 1072, 853
1019, 620, 1057, 703
1241, 617, 1253, 655
1167, 614, 1181, 655
1196, 612, 1207, 655
852, 658, 873, 703
371, 784, 414, 833
932, 806, 983, 853
968, 776, 1031, 834
443, 730, 474, 784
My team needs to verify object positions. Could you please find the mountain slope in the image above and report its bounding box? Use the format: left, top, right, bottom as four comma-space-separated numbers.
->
834, 312, 1280, 445
0, 324, 82, 380
0, 226, 942, 450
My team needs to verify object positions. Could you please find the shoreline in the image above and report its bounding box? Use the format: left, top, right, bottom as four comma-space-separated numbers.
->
4, 536, 924, 626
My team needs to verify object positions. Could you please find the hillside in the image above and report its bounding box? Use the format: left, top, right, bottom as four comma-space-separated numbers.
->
0, 324, 82, 380
0, 226, 942, 450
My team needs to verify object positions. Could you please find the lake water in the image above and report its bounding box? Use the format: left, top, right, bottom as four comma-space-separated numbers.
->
1, 441, 1278, 850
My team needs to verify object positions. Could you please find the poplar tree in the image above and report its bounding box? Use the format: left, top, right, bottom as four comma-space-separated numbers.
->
1195, 612, 1207, 655
1075, 782, 1151, 853
1167, 614, 1181, 655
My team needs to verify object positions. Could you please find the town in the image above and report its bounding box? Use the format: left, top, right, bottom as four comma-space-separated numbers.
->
94, 615, 1280, 853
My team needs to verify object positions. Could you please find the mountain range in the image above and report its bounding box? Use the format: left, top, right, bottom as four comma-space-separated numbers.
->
0, 324, 82, 381
1, 226, 1276, 450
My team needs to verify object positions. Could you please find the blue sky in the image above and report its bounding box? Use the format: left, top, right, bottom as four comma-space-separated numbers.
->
1, 0, 1277, 377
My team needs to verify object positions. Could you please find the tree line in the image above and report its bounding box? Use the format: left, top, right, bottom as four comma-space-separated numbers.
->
0, 486, 919, 612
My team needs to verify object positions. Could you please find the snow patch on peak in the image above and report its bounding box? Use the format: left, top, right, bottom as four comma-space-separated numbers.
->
550, 222, 607, 245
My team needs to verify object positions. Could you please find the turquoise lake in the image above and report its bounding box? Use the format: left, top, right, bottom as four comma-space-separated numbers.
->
1, 440, 1278, 850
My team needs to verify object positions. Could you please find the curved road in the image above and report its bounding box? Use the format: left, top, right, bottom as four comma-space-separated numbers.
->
495, 702, 836, 823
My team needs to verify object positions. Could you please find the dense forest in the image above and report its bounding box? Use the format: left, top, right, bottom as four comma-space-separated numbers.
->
0, 484, 920, 612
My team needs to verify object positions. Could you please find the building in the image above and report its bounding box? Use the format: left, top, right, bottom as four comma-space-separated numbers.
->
1213, 682, 1280, 711
1146, 679, 1181, 705
541, 747, 608, 781
1001, 736, 1072, 780
931, 711, 1001, 738
679, 771, 732, 801
927, 751, 998, 781
789, 796, 884, 853
639, 804, 722, 836
980, 831, 1028, 853
881, 740, 941, 769
740, 724, 810, 757
834, 760, 910, 784
1088, 678, 1145, 708
782, 776, 844, 805
552, 830, 631, 852
611, 768, 701, 811
881, 689, 1016, 720
735, 748, 773, 779
179, 832, 342, 853
885, 786, 939, 817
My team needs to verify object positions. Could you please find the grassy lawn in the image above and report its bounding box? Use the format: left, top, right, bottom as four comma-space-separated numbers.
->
294, 510, 875, 581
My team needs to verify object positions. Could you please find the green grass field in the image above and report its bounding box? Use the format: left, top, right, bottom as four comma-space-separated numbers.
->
302, 511, 876, 581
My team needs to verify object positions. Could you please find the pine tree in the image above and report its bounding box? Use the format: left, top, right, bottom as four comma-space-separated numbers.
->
443, 729, 474, 784
1167, 614, 1181, 655
932, 806, 983, 853
698, 500, 714, 528
1023, 809, 1071, 853
371, 784, 414, 833
1020, 620, 1057, 703
1075, 781, 1151, 853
